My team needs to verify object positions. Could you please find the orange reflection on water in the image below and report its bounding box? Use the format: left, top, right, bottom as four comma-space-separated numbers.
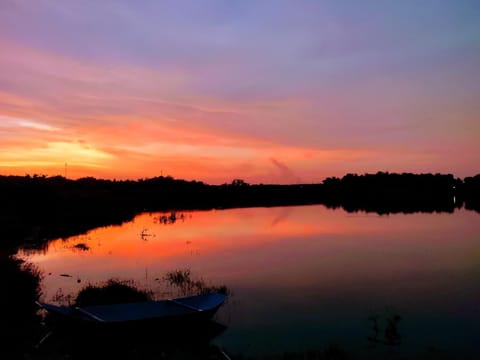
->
23, 205, 480, 312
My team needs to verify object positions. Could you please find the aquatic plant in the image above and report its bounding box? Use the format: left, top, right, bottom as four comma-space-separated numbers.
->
367, 308, 402, 346
72, 243, 90, 251
164, 269, 230, 296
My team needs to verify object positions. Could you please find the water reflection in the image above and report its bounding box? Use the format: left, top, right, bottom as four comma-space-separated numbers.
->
35, 318, 228, 360
21, 206, 480, 358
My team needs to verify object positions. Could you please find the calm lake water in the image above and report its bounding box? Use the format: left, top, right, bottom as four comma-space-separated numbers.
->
21, 205, 480, 358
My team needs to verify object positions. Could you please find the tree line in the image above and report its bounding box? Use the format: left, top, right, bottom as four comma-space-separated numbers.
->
0, 172, 479, 251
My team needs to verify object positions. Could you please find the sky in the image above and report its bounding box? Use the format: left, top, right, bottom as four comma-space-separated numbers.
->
0, 0, 479, 184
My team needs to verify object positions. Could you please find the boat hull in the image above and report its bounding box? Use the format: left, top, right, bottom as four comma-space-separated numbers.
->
38, 292, 226, 331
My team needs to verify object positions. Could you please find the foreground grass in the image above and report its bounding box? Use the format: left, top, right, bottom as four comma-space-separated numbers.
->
74, 278, 153, 307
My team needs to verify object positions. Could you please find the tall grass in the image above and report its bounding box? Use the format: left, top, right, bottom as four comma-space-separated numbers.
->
74, 278, 153, 307
164, 269, 230, 297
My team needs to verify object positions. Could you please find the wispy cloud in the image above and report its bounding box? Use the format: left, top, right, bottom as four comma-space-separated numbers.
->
0, 115, 60, 132
269, 158, 303, 184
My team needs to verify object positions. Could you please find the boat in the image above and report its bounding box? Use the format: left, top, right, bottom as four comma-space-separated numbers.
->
36, 292, 226, 326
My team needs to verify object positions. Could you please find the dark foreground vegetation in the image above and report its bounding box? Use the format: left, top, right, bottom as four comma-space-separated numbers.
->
1, 255, 43, 359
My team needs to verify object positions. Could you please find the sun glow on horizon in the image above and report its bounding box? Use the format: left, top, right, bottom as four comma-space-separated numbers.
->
0, 140, 113, 170
1, 110, 380, 183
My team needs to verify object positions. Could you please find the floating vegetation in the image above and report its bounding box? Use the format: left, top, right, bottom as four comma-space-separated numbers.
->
72, 243, 90, 251
153, 212, 186, 225
140, 227, 155, 240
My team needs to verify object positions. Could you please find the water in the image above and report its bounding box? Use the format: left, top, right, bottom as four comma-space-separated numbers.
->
21, 205, 480, 358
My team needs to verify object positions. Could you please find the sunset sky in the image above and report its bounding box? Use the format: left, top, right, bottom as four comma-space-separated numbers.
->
1, 1, 479, 184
